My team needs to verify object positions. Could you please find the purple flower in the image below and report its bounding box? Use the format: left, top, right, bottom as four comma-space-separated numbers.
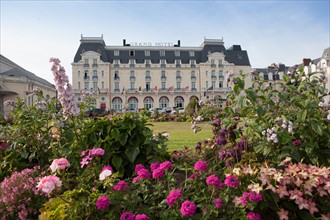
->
249, 191, 262, 202
206, 174, 223, 189
194, 160, 208, 172
120, 212, 135, 220
135, 164, 145, 172
152, 168, 165, 179
159, 161, 172, 170
189, 173, 200, 179
113, 180, 129, 191
150, 162, 160, 171
180, 200, 197, 217
224, 175, 239, 188
166, 189, 182, 206
135, 214, 149, 220
213, 199, 223, 208
246, 212, 261, 220
96, 196, 109, 211
216, 137, 228, 145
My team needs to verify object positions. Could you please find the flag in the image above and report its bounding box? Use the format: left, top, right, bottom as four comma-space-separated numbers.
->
106, 88, 108, 95
168, 86, 174, 91
182, 86, 189, 91
207, 85, 213, 91
98, 87, 101, 95
121, 87, 125, 95
139, 86, 141, 91
152, 86, 158, 92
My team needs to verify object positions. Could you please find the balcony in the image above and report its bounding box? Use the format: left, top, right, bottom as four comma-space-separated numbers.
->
92, 76, 98, 80
114, 76, 120, 81
211, 64, 216, 68
218, 64, 224, 68
161, 76, 167, 81
218, 75, 224, 80
84, 76, 90, 80
92, 64, 98, 68
191, 88, 197, 91
130, 76, 136, 81
83, 64, 90, 68
191, 75, 196, 80
176, 76, 182, 80
211, 75, 217, 80
145, 76, 151, 81
114, 89, 120, 92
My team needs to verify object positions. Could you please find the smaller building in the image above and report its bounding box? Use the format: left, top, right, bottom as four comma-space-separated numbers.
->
0, 54, 56, 116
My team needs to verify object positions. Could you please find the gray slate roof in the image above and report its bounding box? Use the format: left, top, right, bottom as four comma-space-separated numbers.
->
73, 38, 251, 66
0, 54, 55, 87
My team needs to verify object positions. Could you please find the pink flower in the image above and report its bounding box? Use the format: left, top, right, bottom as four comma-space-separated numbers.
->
137, 168, 151, 179
99, 166, 113, 180
50, 158, 70, 173
277, 208, 289, 220
224, 175, 239, 188
37, 175, 62, 194
307, 198, 319, 215
180, 200, 197, 217
292, 139, 301, 146
150, 162, 160, 171
189, 173, 201, 179
113, 180, 129, 191
96, 195, 110, 210
120, 211, 135, 220
135, 164, 145, 172
206, 174, 223, 189
194, 160, 208, 172
213, 199, 223, 208
89, 148, 105, 156
159, 161, 172, 170
135, 214, 149, 220
166, 189, 182, 206
248, 191, 262, 202
246, 212, 261, 220
152, 168, 165, 179
275, 185, 289, 198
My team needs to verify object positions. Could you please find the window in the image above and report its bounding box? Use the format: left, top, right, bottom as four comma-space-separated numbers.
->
114, 82, 119, 91
145, 50, 150, 56
78, 71, 80, 77
212, 81, 216, 89
161, 82, 166, 90
219, 82, 223, 88
206, 81, 208, 88
112, 98, 122, 111
206, 71, 208, 76
114, 60, 119, 64
128, 97, 138, 109
130, 82, 135, 90
93, 59, 97, 64
84, 59, 89, 64
191, 60, 196, 65
219, 70, 223, 77
129, 59, 135, 64
160, 59, 166, 65
176, 70, 181, 77
189, 51, 195, 56
191, 71, 195, 77
102, 81, 104, 89
176, 82, 181, 89
159, 97, 169, 108
146, 59, 151, 65
144, 97, 153, 109
160, 50, 165, 56
174, 97, 184, 108
84, 70, 89, 77
84, 82, 89, 90
191, 82, 196, 90
93, 70, 98, 77
114, 50, 119, 56
130, 70, 135, 77
102, 71, 104, 77
146, 70, 150, 77
146, 82, 150, 91
211, 70, 216, 76
129, 50, 135, 56
78, 82, 81, 90
161, 70, 166, 77
114, 71, 120, 80
93, 82, 98, 90
175, 50, 180, 56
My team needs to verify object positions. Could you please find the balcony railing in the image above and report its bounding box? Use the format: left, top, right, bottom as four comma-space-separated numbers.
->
83, 64, 90, 68
218, 75, 224, 79
145, 76, 151, 80
211, 64, 216, 68
161, 76, 167, 80
211, 75, 217, 80
92, 76, 98, 80
176, 76, 182, 80
218, 64, 224, 68
191, 75, 196, 80
92, 64, 98, 67
191, 88, 197, 91
114, 76, 120, 81
84, 76, 90, 80
130, 76, 136, 81
114, 89, 120, 92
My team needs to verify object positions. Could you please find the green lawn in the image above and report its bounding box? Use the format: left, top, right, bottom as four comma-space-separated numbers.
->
147, 122, 213, 152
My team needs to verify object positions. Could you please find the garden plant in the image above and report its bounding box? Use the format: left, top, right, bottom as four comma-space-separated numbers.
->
0, 59, 329, 220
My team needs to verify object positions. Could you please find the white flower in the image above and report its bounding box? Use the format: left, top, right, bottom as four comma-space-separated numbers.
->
99, 169, 112, 180
291, 79, 296, 83
261, 130, 266, 136
327, 112, 330, 121
247, 183, 263, 193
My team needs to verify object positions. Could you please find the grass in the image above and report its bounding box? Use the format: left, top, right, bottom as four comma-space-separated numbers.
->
147, 121, 213, 152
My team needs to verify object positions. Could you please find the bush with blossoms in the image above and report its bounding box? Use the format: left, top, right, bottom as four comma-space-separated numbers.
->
1, 59, 330, 220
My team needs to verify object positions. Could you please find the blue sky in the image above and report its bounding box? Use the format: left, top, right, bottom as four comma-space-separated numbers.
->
1, 0, 329, 84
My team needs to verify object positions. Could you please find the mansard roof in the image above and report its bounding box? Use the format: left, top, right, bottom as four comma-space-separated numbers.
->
73, 36, 251, 66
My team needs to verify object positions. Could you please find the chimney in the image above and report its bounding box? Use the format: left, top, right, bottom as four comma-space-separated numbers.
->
123, 39, 126, 46
303, 58, 311, 66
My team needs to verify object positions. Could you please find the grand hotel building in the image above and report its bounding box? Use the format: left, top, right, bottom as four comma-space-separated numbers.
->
72, 35, 251, 111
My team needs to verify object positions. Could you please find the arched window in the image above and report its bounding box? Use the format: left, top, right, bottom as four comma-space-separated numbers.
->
190, 96, 199, 102
159, 96, 169, 108
174, 96, 184, 108
144, 97, 154, 110
128, 97, 138, 109
112, 97, 122, 111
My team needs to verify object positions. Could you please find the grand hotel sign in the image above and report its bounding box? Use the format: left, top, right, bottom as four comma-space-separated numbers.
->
129, 42, 174, 47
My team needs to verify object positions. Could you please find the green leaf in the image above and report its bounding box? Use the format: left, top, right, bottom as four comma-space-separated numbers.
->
246, 89, 257, 102
125, 147, 140, 163
278, 92, 288, 101
297, 110, 307, 122
233, 84, 240, 95
112, 156, 122, 171
311, 121, 323, 135
119, 133, 128, 146
256, 106, 265, 117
